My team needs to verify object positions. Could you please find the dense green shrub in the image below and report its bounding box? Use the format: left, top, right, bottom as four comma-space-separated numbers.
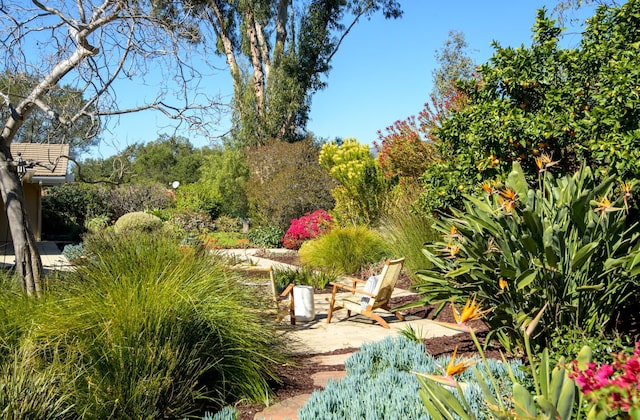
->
41, 183, 108, 240
247, 225, 284, 248
199, 148, 249, 219
175, 182, 221, 219
215, 215, 242, 232
113, 211, 163, 234
0, 232, 288, 418
298, 336, 524, 419
298, 225, 389, 275
245, 138, 336, 229
418, 2, 640, 213
414, 162, 640, 352
99, 182, 174, 219
84, 214, 111, 233
272, 267, 336, 290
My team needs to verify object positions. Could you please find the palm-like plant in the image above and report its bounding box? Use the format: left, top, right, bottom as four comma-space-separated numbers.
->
413, 162, 640, 351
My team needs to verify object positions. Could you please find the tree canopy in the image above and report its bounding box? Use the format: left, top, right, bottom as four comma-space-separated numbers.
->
417, 1, 640, 213
160, 0, 402, 146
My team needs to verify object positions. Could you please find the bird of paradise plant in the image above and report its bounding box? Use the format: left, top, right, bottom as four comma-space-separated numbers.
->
416, 300, 584, 419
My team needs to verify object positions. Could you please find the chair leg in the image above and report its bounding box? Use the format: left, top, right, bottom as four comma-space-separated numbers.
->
365, 312, 390, 329
394, 311, 404, 322
327, 284, 338, 324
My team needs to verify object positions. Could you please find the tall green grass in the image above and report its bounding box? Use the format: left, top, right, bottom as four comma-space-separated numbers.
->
298, 225, 390, 275
0, 231, 288, 418
378, 205, 436, 283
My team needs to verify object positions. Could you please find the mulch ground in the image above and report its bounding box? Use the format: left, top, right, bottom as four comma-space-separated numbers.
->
234, 251, 508, 419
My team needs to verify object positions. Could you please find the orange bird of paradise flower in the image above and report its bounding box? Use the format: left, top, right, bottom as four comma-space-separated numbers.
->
449, 296, 493, 332
414, 346, 475, 387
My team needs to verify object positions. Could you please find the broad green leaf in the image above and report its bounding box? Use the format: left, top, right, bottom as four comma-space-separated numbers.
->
571, 242, 600, 270
508, 161, 529, 199
576, 345, 592, 370
445, 265, 471, 278
516, 270, 537, 290
536, 396, 560, 419
513, 383, 537, 418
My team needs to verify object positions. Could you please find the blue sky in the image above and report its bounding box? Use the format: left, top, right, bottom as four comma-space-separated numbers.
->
89, 1, 595, 158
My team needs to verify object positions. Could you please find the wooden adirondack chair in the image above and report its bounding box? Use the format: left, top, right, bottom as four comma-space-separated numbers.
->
326, 258, 405, 329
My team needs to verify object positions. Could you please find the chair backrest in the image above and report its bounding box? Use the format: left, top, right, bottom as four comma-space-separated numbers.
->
370, 258, 405, 308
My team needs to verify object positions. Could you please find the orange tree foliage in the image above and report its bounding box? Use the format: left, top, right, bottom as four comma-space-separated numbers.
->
419, 3, 640, 214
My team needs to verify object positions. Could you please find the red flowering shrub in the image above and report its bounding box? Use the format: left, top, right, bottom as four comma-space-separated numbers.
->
570, 342, 640, 416
282, 210, 333, 250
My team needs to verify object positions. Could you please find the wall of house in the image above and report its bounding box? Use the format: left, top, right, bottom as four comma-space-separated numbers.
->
0, 183, 42, 244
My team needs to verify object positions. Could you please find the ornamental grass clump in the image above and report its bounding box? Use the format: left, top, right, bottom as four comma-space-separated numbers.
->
0, 231, 287, 418
298, 224, 389, 275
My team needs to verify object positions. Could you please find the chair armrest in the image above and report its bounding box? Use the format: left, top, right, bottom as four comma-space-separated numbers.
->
329, 282, 375, 297
279, 283, 295, 298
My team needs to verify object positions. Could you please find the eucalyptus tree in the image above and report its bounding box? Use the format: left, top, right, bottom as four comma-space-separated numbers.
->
173, 0, 403, 146
0, 1, 223, 295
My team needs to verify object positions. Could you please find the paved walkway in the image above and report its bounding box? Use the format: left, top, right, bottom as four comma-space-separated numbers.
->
0, 241, 72, 271
218, 249, 457, 420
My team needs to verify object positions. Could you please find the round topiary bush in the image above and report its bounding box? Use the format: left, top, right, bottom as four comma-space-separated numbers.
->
113, 212, 163, 234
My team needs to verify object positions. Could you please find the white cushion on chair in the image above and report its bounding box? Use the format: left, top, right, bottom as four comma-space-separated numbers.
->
361, 275, 380, 308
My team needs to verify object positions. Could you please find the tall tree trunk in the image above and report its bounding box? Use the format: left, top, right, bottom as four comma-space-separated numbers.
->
0, 145, 42, 296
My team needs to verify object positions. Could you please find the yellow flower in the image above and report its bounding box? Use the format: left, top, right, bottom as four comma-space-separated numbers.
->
622, 181, 634, 213
499, 277, 508, 290
452, 295, 491, 325
445, 225, 460, 239
535, 152, 559, 173
446, 346, 474, 377
481, 181, 493, 195
414, 346, 474, 388
499, 187, 517, 202
592, 196, 621, 214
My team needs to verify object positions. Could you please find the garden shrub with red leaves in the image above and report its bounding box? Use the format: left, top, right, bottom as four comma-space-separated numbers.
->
282, 209, 333, 250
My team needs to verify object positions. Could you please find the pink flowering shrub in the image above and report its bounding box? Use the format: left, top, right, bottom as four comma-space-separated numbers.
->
570, 342, 640, 416
282, 210, 333, 250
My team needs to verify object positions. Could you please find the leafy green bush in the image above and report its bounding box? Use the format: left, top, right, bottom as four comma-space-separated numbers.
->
0, 231, 288, 417
414, 162, 640, 352
175, 182, 221, 219
248, 225, 284, 248
42, 183, 108, 240
418, 2, 640, 213
298, 225, 389, 275
84, 214, 111, 233
319, 138, 390, 226
113, 211, 163, 234
272, 267, 336, 290
215, 215, 242, 232
298, 336, 524, 419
